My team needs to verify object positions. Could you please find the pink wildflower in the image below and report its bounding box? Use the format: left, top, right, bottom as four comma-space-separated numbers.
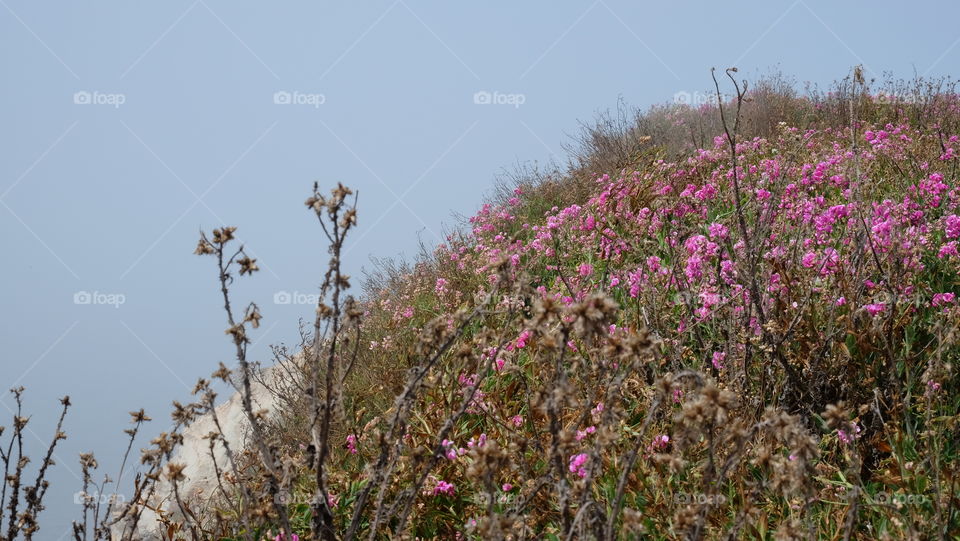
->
576, 426, 596, 441
568, 453, 589, 478
433, 480, 456, 496
646, 255, 662, 273
708, 222, 729, 240
650, 434, 670, 451
345, 434, 358, 455
939, 241, 959, 258
591, 402, 604, 422
583, 215, 596, 231
712, 351, 726, 371
946, 215, 960, 238
932, 292, 956, 307
516, 330, 532, 349
441, 439, 458, 461
837, 423, 861, 444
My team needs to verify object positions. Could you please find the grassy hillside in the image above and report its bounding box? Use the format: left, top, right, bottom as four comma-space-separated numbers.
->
233, 71, 960, 539
9, 70, 959, 540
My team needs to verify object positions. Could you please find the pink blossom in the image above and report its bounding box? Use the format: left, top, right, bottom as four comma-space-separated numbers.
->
576, 426, 596, 441
578, 263, 594, 277
646, 255, 662, 273
591, 402, 604, 421
932, 292, 956, 307
345, 434, 358, 455
433, 480, 456, 496
837, 423, 861, 444
568, 453, 589, 478
441, 439, 458, 461
939, 241, 958, 258
708, 222, 729, 240
650, 434, 670, 451
864, 303, 886, 316
946, 215, 960, 238
467, 433, 487, 448
583, 215, 596, 231
516, 330, 532, 349
712, 351, 726, 371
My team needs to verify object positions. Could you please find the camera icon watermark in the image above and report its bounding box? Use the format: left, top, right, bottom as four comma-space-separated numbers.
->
73, 290, 126, 308
273, 290, 321, 305
73, 91, 126, 108
273, 90, 326, 108
473, 90, 526, 109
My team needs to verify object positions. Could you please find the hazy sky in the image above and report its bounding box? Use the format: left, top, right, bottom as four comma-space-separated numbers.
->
2, 1, 958, 536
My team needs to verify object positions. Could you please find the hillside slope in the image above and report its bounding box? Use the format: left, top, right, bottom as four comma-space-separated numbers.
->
109, 74, 960, 540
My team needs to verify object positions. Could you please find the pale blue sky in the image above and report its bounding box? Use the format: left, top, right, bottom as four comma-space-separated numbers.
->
2, 1, 958, 535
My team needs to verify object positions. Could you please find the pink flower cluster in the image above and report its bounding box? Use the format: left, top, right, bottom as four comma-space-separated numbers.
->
568, 453, 590, 478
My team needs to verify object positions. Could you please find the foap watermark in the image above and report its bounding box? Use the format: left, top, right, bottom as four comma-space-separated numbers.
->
274, 490, 338, 507
471, 492, 517, 506
874, 491, 929, 506
74, 290, 126, 308
73, 490, 126, 505
273, 290, 321, 305
673, 492, 727, 506
273, 90, 326, 108
873, 92, 921, 105
838, 488, 929, 506
73, 91, 126, 108
869, 491, 929, 506
473, 90, 526, 109
673, 90, 714, 107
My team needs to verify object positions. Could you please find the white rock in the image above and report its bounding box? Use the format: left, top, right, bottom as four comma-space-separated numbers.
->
110, 361, 297, 540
